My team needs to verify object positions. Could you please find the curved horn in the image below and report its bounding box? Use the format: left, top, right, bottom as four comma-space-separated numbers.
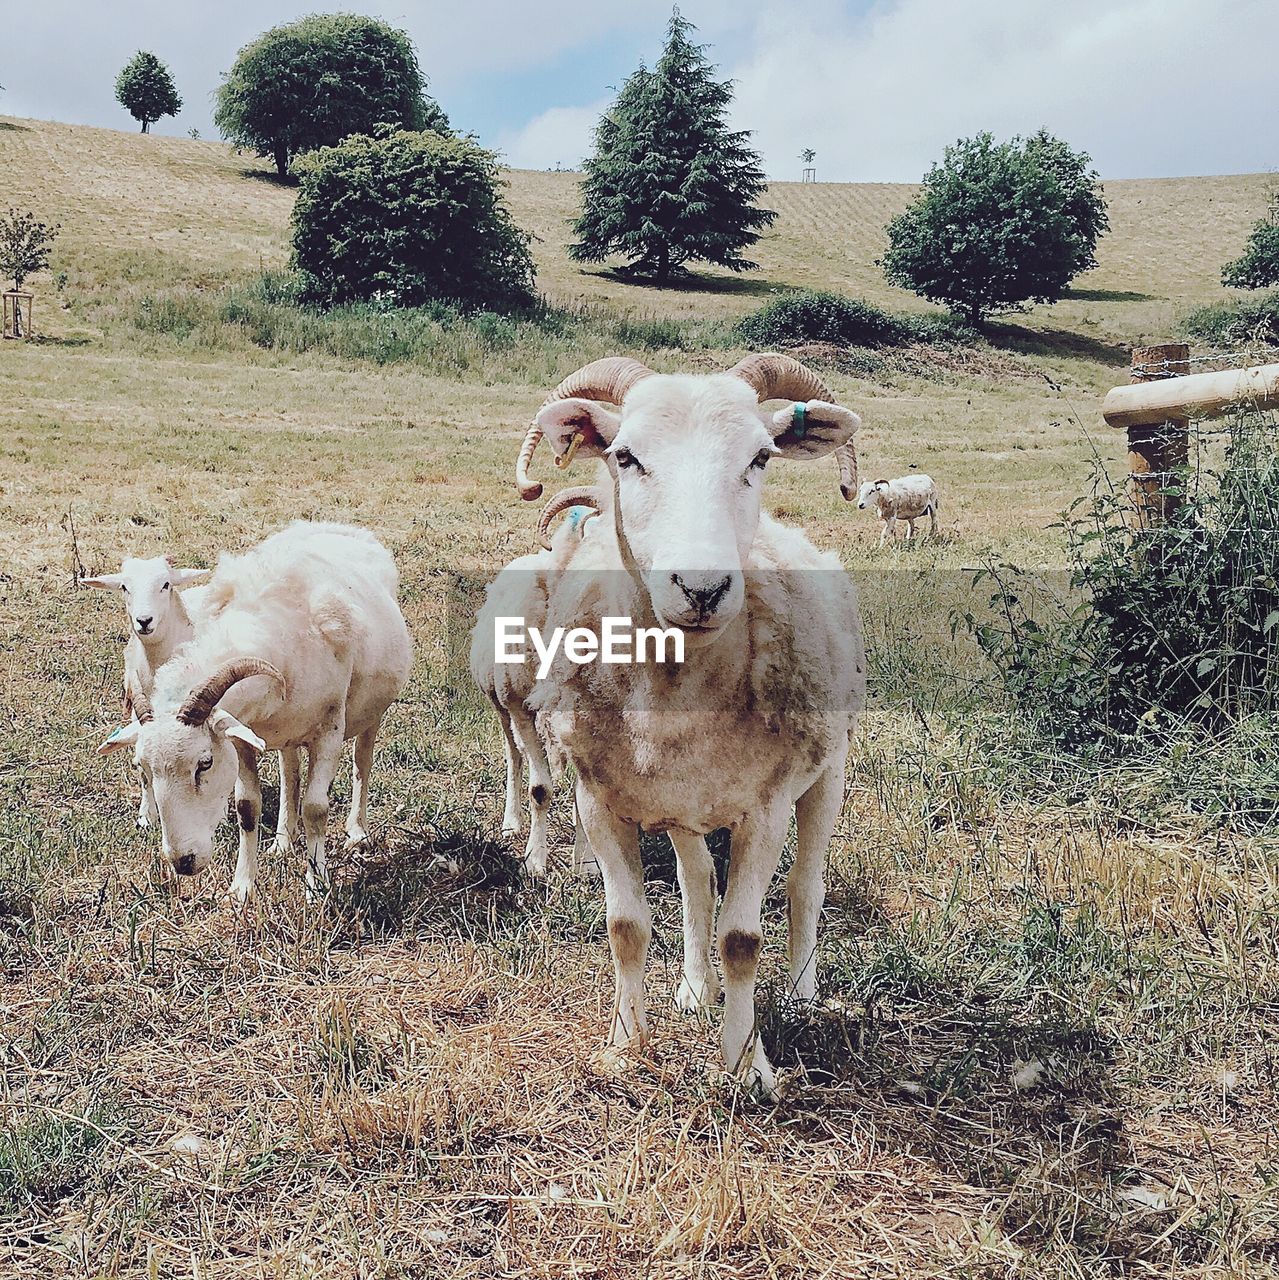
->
515, 356, 655, 501
177, 658, 283, 728
537, 486, 605, 551
727, 352, 834, 404
730, 353, 858, 500
125, 684, 153, 725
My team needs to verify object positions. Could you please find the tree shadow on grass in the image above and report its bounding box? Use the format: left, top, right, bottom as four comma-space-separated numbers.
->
0, 121, 31, 132
238, 167, 298, 187
1067, 287, 1159, 304
981, 318, 1131, 367
578, 266, 784, 301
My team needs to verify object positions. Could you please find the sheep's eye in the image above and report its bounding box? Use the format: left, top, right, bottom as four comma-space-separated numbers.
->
162, 582, 170, 591
121, 584, 129, 594
750, 449, 771, 471
194, 756, 213, 784
613, 448, 646, 475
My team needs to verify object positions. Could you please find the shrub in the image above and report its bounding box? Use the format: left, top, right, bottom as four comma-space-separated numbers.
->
1222, 202, 1279, 289
213, 14, 448, 176
0, 208, 58, 291
290, 129, 535, 310
882, 131, 1108, 324
736, 289, 971, 349
963, 411, 1279, 748
1184, 292, 1279, 346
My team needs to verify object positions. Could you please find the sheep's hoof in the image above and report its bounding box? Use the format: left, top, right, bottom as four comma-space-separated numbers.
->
227, 878, 254, 905
342, 828, 368, 852
501, 815, 523, 838
675, 975, 720, 1013
739, 1062, 780, 1105
270, 834, 295, 857
137, 814, 153, 831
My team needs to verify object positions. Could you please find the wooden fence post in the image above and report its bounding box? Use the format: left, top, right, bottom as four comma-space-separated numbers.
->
1126, 343, 1189, 528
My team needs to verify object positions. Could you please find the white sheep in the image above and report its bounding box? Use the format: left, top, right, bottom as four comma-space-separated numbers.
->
96, 521, 412, 901
82, 556, 209, 828
497, 353, 866, 1099
855, 475, 940, 546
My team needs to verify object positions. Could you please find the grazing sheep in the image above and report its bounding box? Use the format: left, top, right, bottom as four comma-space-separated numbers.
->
82, 556, 209, 828
97, 521, 412, 901
856, 475, 940, 546
497, 353, 866, 1099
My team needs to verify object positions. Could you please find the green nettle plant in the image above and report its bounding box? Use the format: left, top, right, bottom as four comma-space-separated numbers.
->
213, 13, 449, 177
290, 128, 535, 309
0, 208, 59, 290
882, 130, 1109, 324
570, 10, 776, 282
114, 51, 182, 133
963, 412, 1279, 748
1222, 197, 1279, 289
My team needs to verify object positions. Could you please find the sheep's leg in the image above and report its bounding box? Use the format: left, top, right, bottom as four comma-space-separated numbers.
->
789, 750, 847, 1004
509, 704, 552, 876
905, 516, 917, 541
228, 757, 263, 903
577, 782, 650, 1048
571, 800, 601, 878
493, 699, 524, 836
718, 803, 790, 1100
928, 504, 939, 536
878, 516, 895, 548
344, 723, 379, 849
302, 734, 343, 901
670, 831, 720, 1013
272, 747, 301, 855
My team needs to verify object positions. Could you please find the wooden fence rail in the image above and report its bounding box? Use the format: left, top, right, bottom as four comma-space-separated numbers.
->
1102, 343, 1279, 526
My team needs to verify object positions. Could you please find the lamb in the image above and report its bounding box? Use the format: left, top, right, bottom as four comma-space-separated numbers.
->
492, 353, 866, 1098
468, 486, 605, 875
96, 521, 413, 901
82, 556, 210, 828
855, 475, 940, 546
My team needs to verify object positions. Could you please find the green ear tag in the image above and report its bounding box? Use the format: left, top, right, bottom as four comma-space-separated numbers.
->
791, 402, 808, 438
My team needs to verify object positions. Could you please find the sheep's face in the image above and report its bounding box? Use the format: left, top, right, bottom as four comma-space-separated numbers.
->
540, 376, 776, 640
856, 481, 886, 511
82, 556, 206, 640
99, 713, 263, 877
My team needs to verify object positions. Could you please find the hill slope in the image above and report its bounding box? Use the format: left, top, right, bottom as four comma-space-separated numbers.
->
2, 115, 1269, 340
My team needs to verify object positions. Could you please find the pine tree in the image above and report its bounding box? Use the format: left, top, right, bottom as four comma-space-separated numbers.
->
570, 10, 775, 282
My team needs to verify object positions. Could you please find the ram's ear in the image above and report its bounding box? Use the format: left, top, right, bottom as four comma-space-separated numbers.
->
81, 573, 125, 590
97, 720, 140, 756
770, 401, 860, 460
535, 399, 621, 464
170, 567, 208, 586
210, 710, 265, 759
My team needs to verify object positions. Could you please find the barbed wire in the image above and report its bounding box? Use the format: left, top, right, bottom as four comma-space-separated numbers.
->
1132, 345, 1279, 379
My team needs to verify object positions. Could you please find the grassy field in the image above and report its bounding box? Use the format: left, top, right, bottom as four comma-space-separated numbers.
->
2, 115, 1279, 1278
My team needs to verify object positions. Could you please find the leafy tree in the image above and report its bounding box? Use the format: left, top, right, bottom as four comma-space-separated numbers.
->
290, 128, 534, 309
1222, 196, 1279, 289
881, 131, 1109, 324
0, 208, 59, 290
570, 10, 775, 281
114, 51, 182, 133
213, 13, 449, 177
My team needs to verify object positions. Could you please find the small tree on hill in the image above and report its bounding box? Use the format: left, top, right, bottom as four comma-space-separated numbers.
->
881, 131, 1108, 324
290, 128, 534, 309
0, 208, 59, 290
114, 51, 182, 133
214, 14, 448, 177
1223, 195, 1279, 289
570, 10, 775, 281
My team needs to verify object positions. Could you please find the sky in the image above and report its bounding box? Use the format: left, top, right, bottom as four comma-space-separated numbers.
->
4, 0, 1276, 182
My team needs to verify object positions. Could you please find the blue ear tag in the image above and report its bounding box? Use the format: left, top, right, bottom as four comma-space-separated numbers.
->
791, 402, 808, 438
106, 725, 125, 742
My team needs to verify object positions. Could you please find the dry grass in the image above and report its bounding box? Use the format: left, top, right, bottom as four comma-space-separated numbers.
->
2, 115, 1278, 1277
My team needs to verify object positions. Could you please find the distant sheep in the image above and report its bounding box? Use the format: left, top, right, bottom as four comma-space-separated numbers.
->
856, 475, 940, 546
97, 522, 412, 901
82, 555, 209, 828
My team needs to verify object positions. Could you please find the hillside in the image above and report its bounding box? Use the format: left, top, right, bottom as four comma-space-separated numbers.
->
2, 115, 1270, 340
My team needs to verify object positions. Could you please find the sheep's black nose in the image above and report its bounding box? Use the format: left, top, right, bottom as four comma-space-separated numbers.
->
175, 853, 197, 875
136, 617, 153, 633
671, 572, 732, 615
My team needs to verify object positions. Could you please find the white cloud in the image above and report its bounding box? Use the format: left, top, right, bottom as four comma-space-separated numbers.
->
496, 100, 606, 171
726, 0, 1279, 181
